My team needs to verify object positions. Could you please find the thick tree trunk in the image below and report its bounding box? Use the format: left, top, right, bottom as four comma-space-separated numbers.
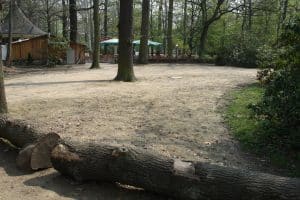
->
90, 0, 100, 69
51, 140, 300, 200
69, 0, 77, 42
114, 0, 136, 82
138, 0, 150, 64
62, 0, 68, 39
166, 0, 174, 58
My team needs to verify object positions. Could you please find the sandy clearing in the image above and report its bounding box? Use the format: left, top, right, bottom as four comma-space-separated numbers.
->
1, 63, 272, 200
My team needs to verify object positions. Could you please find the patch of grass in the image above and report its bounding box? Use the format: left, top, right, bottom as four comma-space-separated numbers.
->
225, 84, 300, 176
225, 84, 263, 149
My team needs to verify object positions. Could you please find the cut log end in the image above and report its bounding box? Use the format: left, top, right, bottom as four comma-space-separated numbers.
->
30, 133, 60, 170
16, 144, 35, 171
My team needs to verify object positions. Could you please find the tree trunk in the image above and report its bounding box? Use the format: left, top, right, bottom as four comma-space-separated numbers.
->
103, 0, 108, 54
138, 0, 150, 64
6, 0, 13, 67
248, 0, 252, 31
46, 0, 51, 34
51, 140, 300, 200
62, 0, 68, 39
162, 0, 168, 55
0, 43, 8, 114
188, 2, 196, 56
114, 0, 136, 82
0, 1, 7, 112
157, 0, 163, 40
198, 25, 209, 58
166, 0, 174, 58
69, 0, 77, 42
90, 0, 100, 69
182, 0, 188, 55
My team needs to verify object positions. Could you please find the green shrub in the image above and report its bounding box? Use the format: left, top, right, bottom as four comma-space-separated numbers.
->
249, 69, 300, 150
250, 15, 300, 152
215, 34, 259, 67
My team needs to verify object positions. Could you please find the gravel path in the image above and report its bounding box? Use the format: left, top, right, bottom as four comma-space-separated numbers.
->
1, 63, 263, 200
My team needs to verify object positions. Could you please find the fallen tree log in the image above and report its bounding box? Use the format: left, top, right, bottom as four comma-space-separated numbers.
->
51, 140, 300, 200
0, 116, 44, 147
1, 116, 299, 199
0, 116, 60, 170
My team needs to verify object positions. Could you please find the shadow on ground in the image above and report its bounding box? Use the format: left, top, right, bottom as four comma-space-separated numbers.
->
0, 141, 168, 200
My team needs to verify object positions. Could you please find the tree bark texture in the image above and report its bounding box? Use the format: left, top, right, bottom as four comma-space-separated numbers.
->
0, 5, 8, 113
69, 0, 77, 42
0, 116, 43, 147
0, 116, 299, 199
0, 48, 8, 114
138, 0, 150, 64
103, 0, 108, 54
90, 0, 100, 69
114, 0, 136, 82
51, 140, 300, 200
167, 0, 174, 58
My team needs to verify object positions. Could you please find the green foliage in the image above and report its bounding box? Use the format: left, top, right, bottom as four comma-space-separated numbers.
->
226, 84, 299, 176
215, 34, 259, 67
225, 84, 263, 148
250, 15, 300, 154
48, 37, 69, 65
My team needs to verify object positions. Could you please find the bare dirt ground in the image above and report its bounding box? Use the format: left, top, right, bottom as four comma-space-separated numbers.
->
0, 63, 280, 200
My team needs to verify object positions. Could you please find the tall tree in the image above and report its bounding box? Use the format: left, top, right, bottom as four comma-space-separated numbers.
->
167, 0, 174, 58
62, 0, 68, 38
6, 0, 13, 67
90, 0, 100, 69
196, 0, 238, 57
115, 0, 136, 82
182, 0, 188, 55
0, 46, 7, 114
138, 0, 150, 64
0, 5, 8, 114
103, 0, 108, 54
157, 0, 163, 40
69, 0, 77, 42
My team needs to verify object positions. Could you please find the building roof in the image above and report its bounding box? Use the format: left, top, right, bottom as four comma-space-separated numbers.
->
0, 3, 47, 37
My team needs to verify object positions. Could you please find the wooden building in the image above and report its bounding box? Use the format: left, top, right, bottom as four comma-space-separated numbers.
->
11, 36, 86, 64
0, 3, 85, 64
